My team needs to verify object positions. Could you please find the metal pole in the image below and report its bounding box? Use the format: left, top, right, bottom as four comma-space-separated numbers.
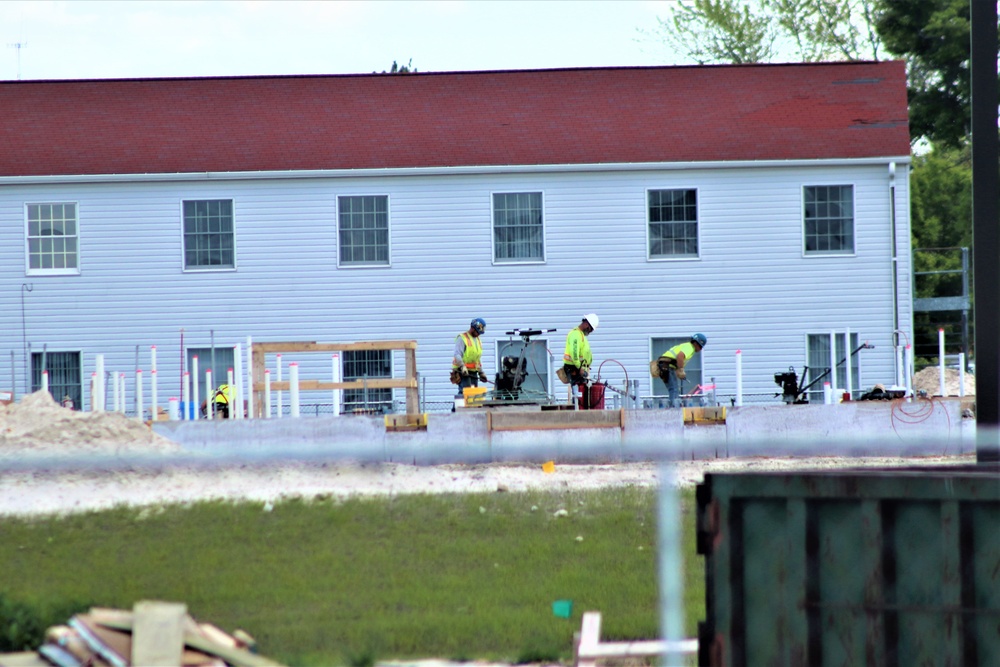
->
20, 283, 32, 396
971, 0, 1000, 462
657, 464, 686, 667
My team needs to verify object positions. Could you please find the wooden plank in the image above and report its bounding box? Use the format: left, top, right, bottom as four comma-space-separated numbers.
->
489, 410, 623, 432
405, 347, 419, 414
93, 618, 284, 667
573, 611, 697, 666
254, 340, 417, 354
132, 601, 186, 667
258, 378, 417, 391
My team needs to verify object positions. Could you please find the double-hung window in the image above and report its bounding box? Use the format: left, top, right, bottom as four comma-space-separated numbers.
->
650, 337, 703, 400
338, 195, 390, 266
648, 189, 698, 259
183, 199, 235, 269
27, 203, 79, 274
806, 332, 860, 402
804, 185, 854, 254
342, 349, 393, 413
32, 351, 82, 409
493, 192, 544, 263
496, 337, 550, 397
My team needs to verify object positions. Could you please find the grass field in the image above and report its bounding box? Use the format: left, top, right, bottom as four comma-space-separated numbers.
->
0, 486, 703, 666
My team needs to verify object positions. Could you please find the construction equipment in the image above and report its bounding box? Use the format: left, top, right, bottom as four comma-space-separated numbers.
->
492, 328, 556, 402
774, 341, 874, 404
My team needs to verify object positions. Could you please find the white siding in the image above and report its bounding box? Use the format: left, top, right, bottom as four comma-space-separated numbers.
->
0, 161, 911, 409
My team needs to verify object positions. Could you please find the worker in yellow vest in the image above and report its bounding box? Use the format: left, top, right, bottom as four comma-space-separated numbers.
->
451, 318, 488, 392
200, 383, 235, 419
562, 313, 598, 408
656, 333, 707, 408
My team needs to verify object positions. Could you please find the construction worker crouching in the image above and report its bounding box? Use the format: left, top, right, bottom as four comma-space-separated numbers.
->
656, 333, 706, 408
452, 318, 488, 392
562, 313, 598, 409
200, 383, 234, 419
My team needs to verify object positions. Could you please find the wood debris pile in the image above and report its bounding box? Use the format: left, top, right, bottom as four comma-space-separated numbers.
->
0, 602, 284, 667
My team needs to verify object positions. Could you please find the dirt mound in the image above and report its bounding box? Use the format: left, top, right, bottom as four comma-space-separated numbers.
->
912, 367, 975, 397
0, 390, 180, 457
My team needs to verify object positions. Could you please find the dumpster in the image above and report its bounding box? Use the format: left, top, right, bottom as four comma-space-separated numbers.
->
696, 465, 1000, 666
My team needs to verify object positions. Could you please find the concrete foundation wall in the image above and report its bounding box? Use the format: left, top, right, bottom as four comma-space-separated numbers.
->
152, 401, 973, 464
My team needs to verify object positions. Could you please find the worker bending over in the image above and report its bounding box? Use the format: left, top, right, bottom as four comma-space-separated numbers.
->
452, 318, 488, 391
562, 313, 598, 409
656, 333, 707, 408
200, 383, 235, 419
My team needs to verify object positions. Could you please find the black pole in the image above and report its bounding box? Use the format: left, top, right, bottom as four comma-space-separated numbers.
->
971, 0, 999, 462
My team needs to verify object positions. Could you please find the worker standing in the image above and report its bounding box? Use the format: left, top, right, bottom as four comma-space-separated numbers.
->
656, 333, 707, 408
562, 313, 598, 408
452, 318, 488, 392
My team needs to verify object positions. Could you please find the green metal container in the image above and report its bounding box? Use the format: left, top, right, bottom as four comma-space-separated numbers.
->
696, 465, 1000, 666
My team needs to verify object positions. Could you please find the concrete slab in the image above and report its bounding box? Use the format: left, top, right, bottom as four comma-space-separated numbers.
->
151, 402, 974, 464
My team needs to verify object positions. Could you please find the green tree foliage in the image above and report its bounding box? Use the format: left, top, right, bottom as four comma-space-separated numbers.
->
379, 59, 417, 74
875, 0, 975, 148
910, 146, 972, 298
649, 0, 882, 65
655, 0, 777, 64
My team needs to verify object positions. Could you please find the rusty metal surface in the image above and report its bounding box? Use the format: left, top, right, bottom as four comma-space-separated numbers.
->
697, 467, 1000, 666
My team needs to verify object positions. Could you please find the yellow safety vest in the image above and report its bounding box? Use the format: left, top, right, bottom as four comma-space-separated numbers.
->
454, 332, 482, 370
661, 342, 697, 366
213, 384, 234, 405
563, 327, 592, 369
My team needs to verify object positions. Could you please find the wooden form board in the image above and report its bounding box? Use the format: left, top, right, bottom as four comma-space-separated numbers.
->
250, 341, 420, 417
487, 409, 625, 432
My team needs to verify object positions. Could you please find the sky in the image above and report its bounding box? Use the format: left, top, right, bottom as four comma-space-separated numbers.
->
0, 1, 680, 81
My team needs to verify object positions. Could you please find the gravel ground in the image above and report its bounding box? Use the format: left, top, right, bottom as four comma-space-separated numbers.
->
0, 454, 976, 518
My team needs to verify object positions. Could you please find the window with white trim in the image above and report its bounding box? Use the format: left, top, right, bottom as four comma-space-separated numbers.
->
342, 349, 393, 413
493, 192, 544, 262
651, 337, 703, 398
183, 199, 235, 269
806, 332, 860, 402
32, 351, 81, 409
338, 195, 389, 266
804, 185, 854, 254
186, 347, 236, 402
648, 189, 698, 258
496, 338, 550, 397
27, 203, 79, 273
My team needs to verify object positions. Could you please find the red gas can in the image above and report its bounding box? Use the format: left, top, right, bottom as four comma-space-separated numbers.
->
578, 383, 606, 410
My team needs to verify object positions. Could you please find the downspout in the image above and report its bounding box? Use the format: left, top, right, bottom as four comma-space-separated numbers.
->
888, 162, 900, 380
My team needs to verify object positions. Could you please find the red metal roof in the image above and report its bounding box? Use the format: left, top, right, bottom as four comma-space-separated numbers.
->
0, 62, 909, 178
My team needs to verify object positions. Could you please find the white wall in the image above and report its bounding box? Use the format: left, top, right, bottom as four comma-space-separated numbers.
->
0, 160, 911, 410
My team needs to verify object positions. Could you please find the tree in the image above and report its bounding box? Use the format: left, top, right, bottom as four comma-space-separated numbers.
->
379, 59, 417, 74
648, 0, 882, 65
874, 0, 978, 148
909, 145, 972, 297
654, 0, 777, 65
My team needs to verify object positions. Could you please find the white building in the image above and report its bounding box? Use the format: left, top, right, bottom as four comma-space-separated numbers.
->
0, 61, 912, 413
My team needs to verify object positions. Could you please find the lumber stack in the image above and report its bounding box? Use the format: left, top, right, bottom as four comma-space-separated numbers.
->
0, 601, 284, 667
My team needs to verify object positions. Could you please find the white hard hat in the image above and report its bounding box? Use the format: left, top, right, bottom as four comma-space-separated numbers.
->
583, 313, 599, 330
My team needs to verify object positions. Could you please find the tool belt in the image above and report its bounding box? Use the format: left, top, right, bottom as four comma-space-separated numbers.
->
656, 358, 676, 378
449, 369, 462, 385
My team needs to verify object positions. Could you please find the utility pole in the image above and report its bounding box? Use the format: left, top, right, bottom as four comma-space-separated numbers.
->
7, 41, 27, 79
971, 0, 999, 464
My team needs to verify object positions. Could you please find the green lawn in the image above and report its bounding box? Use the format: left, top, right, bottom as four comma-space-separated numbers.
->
0, 486, 703, 666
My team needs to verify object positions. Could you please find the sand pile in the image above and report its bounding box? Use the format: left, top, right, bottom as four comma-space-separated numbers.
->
912, 367, 975, 397
0, 390, 180, 457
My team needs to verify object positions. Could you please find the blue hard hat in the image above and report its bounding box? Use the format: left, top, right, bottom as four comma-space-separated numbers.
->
692, 333, 707, 347
471, 318, 486, 334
